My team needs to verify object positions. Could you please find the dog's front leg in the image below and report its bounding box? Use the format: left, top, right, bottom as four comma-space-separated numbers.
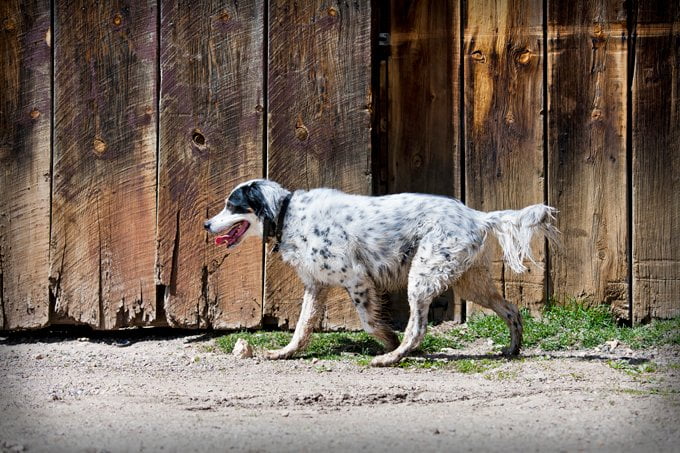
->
265, 285, 322, 360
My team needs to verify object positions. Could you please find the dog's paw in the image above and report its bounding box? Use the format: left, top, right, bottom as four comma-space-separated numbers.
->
264, 349, 292, 360
501, 345, 521, 357
370, 353, 401, 367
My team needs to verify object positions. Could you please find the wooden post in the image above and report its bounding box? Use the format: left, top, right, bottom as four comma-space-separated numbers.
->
157, 0, 264, 329
51, 0, 158, 328
0, 0, 51, 329
464, 0, 546, 314
265, 0, 372, 330
547, 0, 629, 319
631, 1, 680, 322
386, 0, 462, 324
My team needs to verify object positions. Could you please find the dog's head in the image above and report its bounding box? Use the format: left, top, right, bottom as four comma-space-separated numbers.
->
204, 179, 289, 248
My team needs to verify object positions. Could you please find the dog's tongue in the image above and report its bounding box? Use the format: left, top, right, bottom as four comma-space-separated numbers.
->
215, 235, 229, 246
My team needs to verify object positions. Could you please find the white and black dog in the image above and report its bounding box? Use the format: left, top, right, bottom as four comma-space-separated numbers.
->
204, 179, 558, 367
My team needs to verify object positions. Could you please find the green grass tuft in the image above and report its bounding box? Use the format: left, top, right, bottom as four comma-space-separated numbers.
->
214, 304, 680, 366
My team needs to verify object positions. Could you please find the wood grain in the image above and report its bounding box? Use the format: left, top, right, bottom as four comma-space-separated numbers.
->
386, 0, 462, 324
51, 0, 158, 328
0, 0, 51, 329
631, 1, 680, 322
464, 0, 546, 313
157, 0, 264, 328
265, 0, 372, 330
547, 0, 629, 319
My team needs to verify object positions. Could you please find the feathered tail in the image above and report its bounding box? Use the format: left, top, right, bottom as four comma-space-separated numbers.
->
484, 204, 560, 274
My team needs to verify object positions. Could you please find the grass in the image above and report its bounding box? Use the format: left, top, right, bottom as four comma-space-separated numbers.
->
215, 302, 680, 369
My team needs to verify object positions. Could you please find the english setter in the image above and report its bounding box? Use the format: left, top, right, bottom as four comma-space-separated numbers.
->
204, 179, 558, 367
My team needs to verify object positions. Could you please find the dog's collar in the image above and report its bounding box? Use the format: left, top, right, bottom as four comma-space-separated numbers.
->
272, 193, 292, 253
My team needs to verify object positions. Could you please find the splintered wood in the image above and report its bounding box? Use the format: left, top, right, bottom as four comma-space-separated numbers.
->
51, 0, 158, 328
464, 0, 546, 314
265, 0, 372, 330
631, 1, 680, 322
1, 1, 678, 330
156, 0, 264, 328
0, 0, 51, 329
547, 0, 629, 319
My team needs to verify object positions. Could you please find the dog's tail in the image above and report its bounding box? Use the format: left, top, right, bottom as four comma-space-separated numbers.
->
483, 204, 560, 274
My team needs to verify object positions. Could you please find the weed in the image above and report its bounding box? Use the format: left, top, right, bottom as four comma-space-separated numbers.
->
214, 304, 679, 366
484, 369, 518, 381
607, 359, 657, 375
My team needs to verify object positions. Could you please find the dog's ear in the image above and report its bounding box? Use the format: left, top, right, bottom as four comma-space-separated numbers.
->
244, 183, 275, 225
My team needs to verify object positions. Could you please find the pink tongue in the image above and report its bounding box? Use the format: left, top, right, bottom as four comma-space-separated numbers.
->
215, 235, 229, 246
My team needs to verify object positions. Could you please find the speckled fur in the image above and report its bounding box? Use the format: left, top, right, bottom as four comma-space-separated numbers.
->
205, 179, 559, 366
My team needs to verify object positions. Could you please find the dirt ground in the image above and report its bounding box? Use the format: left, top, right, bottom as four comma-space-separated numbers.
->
1, 330, 678, 453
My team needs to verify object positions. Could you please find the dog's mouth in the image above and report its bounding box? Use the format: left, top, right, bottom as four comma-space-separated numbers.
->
215, 221, 250, 248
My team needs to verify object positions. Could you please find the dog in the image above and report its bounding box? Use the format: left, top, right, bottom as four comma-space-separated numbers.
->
204, 179, 558, 367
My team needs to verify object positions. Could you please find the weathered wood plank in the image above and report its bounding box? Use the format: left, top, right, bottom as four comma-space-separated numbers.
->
51, 0, 157, 328
631, 1, 680, 322
265, 0, 372, 330
547, 0, 629, 319
0, 0, 51, 329
464, 0, 546, 313
157, 0, 264, 328
387, 0, 462, 324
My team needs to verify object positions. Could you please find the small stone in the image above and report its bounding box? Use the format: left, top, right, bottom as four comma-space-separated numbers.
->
311, 358, 319, 364
78, 337, 88, 342
35, 353, 44, 360
282, 411, 289, 417
232, 338, 253, 359
605, 339, 619, 351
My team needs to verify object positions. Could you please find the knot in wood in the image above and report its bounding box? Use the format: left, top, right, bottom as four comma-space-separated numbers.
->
411, 154, 423, 168
30, 109, 41, 120
3, 18, 16, 31
295, 125, 309, 141
516, 49, 531, 65
219, 11, 230, 22
93, 139, 107, 155
470, 50, 486, 63
112, 13, 123, 27
327, 7, 338, 17
192, 130, 206, 147
591, 109, 603, 121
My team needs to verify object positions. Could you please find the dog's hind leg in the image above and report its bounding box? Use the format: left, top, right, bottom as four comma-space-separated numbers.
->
346, 281, 399, 352
453, 266, 523, 356
265, 285, 322, 360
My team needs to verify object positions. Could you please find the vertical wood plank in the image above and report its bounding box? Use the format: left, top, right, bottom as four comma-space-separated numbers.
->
387, 0, 462, 324
0, 0, 51, 329
157, 0, 264, 328
388, 0, 460, 197
51, 0, 157, 328
632, 1, 680, 322
266, 0, 372, 330
464, 0, 546, 313
547, 1, 629, 319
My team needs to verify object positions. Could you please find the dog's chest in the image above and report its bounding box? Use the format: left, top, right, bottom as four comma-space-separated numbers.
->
279, 221, 355, 286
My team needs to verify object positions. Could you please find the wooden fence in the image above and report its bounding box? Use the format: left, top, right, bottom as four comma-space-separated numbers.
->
1, 0, 678, 331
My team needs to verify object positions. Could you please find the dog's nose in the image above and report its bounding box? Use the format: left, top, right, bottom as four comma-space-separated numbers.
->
203, 220, 211, 231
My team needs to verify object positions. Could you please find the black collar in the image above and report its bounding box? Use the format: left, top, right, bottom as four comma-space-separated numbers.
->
272, 193, 292, 252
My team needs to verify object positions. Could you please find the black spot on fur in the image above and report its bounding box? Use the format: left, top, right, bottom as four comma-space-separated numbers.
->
346, 215, 353, 222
